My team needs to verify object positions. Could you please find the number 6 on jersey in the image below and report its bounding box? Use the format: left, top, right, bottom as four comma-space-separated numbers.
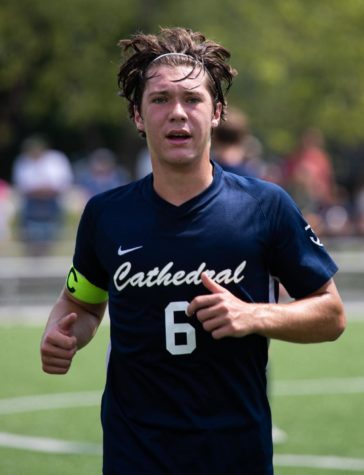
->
165, 301, 196, 355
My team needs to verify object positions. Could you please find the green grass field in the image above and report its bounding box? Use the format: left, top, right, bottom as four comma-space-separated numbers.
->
1, 313, 363, 475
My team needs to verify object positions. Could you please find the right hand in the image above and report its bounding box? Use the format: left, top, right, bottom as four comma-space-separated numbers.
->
40, 313, 78, 374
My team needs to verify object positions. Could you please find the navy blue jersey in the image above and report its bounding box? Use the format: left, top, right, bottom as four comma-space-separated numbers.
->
73, 162, 337, 474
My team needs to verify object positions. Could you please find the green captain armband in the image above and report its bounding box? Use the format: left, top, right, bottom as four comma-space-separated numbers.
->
66, 266, 108, 304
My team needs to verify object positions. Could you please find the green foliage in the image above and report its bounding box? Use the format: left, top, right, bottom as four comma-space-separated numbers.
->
0, 0, 136, 137
157, 0, 364, 152
1, 0, 364, 166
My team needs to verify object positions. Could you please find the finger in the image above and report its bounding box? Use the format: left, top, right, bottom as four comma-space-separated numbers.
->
42, 363, 72, 375
45, 332, 77, 351
211, 327, 229, 340
41, 342, 77, 359
201, 272, 227, 294
42, 355, 74, 370
186, 294, 221, 317
58, 313, 78, 335
195, 304, 222, 322
201, 316, 226, 333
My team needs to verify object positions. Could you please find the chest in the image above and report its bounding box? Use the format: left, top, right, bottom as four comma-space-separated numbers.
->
94, 199, 269, 302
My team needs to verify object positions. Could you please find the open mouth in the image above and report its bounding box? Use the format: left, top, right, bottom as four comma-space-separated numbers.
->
166, 131, 192, 142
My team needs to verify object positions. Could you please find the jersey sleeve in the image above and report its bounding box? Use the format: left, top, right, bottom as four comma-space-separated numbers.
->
71, 197, 109, 297
262, 184, 338, 299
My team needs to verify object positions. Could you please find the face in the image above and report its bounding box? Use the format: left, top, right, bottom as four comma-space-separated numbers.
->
134, 64, 222, 169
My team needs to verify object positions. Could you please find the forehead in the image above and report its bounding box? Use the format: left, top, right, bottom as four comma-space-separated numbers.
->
143, 64, 211, 95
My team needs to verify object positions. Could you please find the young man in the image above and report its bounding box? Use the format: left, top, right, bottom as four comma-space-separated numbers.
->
40, 27, 346, 474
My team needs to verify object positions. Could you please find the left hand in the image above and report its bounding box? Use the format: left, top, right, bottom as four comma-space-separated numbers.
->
186, 272, 257, 339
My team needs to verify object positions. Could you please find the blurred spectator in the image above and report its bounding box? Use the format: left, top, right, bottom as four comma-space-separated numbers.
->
212, 107, 264, 178
280, 128, 347, 235
0, 179, 15, 241
322, 185, 353, 236
74, 148, 130, 200
281, 128, 335, 207
12, 135, 73, 255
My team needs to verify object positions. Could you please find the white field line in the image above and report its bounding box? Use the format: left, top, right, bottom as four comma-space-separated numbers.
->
273, 376, 364, 396
1, 432, 364, 471
0, 431, 363, 472
0, 393, 364, 469
0, 433, 364, 471
0, 391, 101, 415
1, 375, 364, 418
0, 432, 101, 454
274, 454, 364, 471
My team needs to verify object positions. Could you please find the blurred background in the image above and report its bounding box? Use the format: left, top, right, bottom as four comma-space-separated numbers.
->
0, 2, 364, 473
1, 0, 363, 303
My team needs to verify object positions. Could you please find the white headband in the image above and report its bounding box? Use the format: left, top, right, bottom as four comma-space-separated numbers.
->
148, 52, 217, 96
151, 52, 202, 65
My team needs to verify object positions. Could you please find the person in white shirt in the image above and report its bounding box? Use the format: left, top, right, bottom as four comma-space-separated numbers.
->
12, 135, 73, 255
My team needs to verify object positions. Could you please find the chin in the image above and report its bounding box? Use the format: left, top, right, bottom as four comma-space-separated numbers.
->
161, 155, 197, 167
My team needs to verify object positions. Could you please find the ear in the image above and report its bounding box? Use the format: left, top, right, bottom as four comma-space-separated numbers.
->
134, 106, 145, 133
211, 102, 222, 128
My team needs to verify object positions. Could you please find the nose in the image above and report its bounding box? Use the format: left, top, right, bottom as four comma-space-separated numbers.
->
169, 100, 188, 121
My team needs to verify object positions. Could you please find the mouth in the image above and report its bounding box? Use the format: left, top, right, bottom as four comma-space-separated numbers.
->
166, 131, 192, 143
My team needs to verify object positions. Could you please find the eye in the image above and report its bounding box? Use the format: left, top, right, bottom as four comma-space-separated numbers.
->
186, 96, 202, 104
151, 96, 167, 104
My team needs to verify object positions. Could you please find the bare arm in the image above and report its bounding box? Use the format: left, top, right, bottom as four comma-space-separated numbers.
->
187, 273, 346, 343
40, 287, 107, 374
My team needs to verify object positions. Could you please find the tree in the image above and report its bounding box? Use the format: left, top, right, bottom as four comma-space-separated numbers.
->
0, 0, 138, 177
153, 0, 364, 153
1, 0, 364, 181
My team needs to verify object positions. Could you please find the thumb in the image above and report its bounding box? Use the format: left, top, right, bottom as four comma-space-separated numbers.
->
58, 313, 77, 335
200, 272, 226, 294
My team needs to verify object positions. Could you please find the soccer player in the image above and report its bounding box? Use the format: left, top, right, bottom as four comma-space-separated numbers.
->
40, 27, 346, 474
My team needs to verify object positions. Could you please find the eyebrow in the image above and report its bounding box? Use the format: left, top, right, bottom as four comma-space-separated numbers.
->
147, 87, 205, 97
147, 90, 169, 96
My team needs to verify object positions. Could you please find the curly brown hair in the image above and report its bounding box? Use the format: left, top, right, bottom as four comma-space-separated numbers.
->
117, 27, 237, 122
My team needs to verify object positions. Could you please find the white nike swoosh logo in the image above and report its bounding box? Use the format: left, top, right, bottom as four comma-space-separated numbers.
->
118, 245, 143, 256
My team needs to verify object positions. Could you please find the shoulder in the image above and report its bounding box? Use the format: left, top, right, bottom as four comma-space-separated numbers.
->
83, 178, 144, 215
221, 168, 290, 206
219, 168, 301, 234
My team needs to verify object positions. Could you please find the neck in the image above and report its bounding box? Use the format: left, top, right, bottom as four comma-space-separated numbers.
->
151, 158, 214, 206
